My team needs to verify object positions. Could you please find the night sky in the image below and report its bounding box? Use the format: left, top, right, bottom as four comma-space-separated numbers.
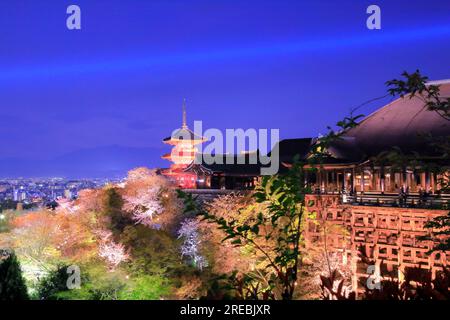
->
0, 0, 449, 178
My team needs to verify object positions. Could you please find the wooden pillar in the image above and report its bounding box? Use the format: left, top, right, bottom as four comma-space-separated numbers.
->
380, 166, 385, 194
401, 167, 408, 191
420, 172, 425, 190
360, 167, 365, 193
304, 170, 308, 188
425, 171, 431, 192
411, 170, 417, 192
398, 264, 405, 283
319, 170, 324, 193
343, 170, 348, 191
372, 167, 377, 192
351, 167, 356, 194
389, 168, 395, 192
351, 254, 358, 297
336, 171, 340, 193
432, 172, 437, 193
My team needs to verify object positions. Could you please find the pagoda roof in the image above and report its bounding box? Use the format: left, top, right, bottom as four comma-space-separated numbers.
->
163, 127, 206, 143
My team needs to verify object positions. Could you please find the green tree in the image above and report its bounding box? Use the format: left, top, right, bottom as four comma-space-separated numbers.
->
0, 249, 29, 300
120, 224, 184, 277
102, 187, 131, 236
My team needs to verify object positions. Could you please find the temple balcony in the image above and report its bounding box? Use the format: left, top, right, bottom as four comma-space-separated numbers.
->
308, 191, 450, 210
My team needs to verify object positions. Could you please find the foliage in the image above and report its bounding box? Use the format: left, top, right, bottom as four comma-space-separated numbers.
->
174, 274, 205, 299
121, 167, 183, 232
98, 233, 129, 270
386, 70, 450, 252
370, 267, 450, 300
123, 186, 164, 227
10, 208, 98, 275
101, 187, 129, 235
10, 211, 62, 270
4, 167, 189, 300
201, 193, 267, 275
387, 70, 450, 120
120, 224, 183, 277
0, 249, 29, 300
299, 217, 352, 300
0, 200, 34, 212
177, 108, 361, 300
421, 212, 450, 252
118, 275, 172, 300
38, 263, 174, 300
177, 162, 319, 299
320, 268, 355, 300
0, 211, 14, 234
55, 264, 128, 300
34, 264, 83, 300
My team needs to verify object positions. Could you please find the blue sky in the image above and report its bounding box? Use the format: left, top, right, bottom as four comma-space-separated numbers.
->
0, 0, 449, 176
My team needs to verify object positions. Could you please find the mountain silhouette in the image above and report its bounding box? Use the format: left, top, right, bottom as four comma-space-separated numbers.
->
0, 145, 167, 179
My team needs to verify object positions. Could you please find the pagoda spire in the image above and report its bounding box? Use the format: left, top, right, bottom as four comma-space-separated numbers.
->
182, 98, 187, 129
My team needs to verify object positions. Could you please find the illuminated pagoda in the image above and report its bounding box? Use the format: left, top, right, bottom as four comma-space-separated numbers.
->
161, 100, 207, 188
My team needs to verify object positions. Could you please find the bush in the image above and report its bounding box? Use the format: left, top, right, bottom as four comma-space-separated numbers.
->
119, 275, 172, 300
35, 265, 77, 300
0, 249, 29, 300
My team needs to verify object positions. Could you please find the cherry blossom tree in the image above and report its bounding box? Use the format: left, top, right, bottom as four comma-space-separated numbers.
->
123, 187, 164, 227
98, 231, 129, 270
121, 167, 183, 231
178, 218, 208, 270
56, 198, 80, 214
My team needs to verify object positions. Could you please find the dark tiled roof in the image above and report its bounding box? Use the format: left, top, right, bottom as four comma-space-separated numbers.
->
185, 153, 264, 176
278, 81, 450, 166
338, 82, 450, 159
269, 138, 314, 163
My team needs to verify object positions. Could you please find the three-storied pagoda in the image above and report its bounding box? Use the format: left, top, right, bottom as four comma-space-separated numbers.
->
161, 100, 206, 188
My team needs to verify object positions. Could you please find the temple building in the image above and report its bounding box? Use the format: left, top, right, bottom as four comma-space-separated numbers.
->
282, 79, 450, 204
161, 101, 263, 190
184, 153, 263, 190
299, 79, 450, 297
162, 80, 450, 297
163, 81, 450, 195
161, 100, 206, 189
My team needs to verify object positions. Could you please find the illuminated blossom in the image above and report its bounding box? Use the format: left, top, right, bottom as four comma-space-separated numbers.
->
126, 167, 157, 182
177, 219, 208, 270
123, 187, 164, 227
98, 240, 129, 269
116, 182, 126, 188
56, 198, 80, 214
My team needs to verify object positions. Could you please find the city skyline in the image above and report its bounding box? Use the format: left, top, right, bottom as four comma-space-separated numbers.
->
1, 0, 450, 178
